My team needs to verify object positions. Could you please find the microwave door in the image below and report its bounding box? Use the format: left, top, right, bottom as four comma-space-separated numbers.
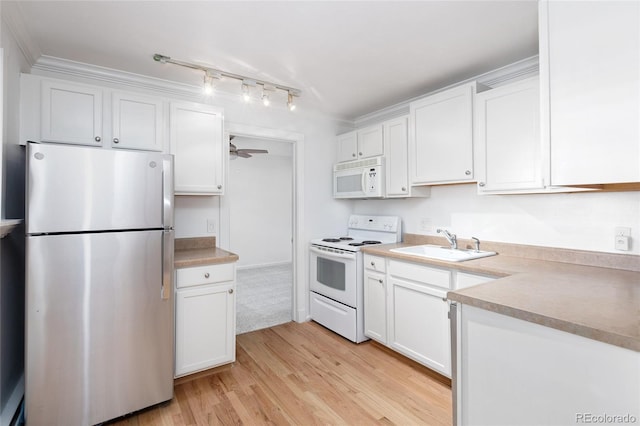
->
334, 169, 366, 198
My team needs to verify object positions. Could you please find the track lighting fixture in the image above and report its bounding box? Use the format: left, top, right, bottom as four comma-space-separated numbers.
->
153, 53, 301, 110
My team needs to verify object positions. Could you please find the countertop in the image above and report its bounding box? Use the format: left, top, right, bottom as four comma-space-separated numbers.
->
361, 236, 640, 352
174, 237, 239, 268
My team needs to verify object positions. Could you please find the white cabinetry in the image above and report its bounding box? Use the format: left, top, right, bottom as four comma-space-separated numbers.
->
540, 0, 640, 185
23, 74, 164, 151
175, 263, 236, 378
170, 102, 225, 195
384, 116, 430, 198
475, 77, 543, 193
363, 254, 387, 344
111, 92, 164, 151
336, 125, 384, 163
388, 260, 451, 376
409, 82, 477, 185
454, 304, 640, 425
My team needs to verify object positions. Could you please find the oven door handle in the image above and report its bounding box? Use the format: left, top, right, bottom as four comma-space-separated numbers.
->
310, 246, 356, 260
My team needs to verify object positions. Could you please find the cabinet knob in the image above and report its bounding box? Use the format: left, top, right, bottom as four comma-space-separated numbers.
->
94, 136, 101, 142
465, 170, 471, 175
370, 261, 375, 266
352, 153, 356, 157
401, 187, 407, 191
113, 138, 119, 144
204, 272, 210, 278
228, 288, 234, 294
217, 185, 222, 190
479, 182, 486, 187
378, 279, 383, 284
358, 152, 363, 156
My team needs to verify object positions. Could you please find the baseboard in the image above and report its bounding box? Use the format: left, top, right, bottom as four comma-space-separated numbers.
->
236, 261, 292, 271
1, 374, 24, 426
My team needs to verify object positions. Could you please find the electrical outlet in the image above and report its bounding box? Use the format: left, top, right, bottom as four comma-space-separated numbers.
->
206, 219, 215, 233
614, 227, 631, 251
419, 217, 433, 233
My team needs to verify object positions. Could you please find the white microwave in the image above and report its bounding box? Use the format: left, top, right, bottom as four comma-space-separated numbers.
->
333, 156, 384, 199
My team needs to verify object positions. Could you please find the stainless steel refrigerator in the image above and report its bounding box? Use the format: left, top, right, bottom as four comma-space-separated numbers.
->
25, 142, 175, 425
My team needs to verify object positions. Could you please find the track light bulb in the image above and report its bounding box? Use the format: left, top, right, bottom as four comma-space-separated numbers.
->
287, 93, 296, 111
242, 83, 251, 102
203, 74, 214, 95
262, 91, 270, 106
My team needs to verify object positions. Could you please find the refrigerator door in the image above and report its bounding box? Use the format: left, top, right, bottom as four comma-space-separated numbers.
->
27, 142, 165, 234
26, 230, 174, 425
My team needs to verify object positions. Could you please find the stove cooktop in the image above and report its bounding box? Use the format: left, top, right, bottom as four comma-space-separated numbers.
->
311, 214, 402, 252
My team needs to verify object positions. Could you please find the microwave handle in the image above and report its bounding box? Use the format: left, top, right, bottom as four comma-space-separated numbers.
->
361, 169, 367, 193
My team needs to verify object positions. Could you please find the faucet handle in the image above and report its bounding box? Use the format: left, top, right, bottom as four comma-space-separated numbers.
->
471, 237, 480, 252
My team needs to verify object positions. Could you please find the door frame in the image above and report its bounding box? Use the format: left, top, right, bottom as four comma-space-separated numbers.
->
220, 122, 305, 323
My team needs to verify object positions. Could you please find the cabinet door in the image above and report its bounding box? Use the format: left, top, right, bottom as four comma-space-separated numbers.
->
336, 131, 357, 162
389, 277, 450, 376
41, 80, 103, 146
542, 1, 640, 185
475, 77, 543, 193
112, 92, 164, 152
364, 271, 387, 344
409, 82, 475, 185
384, 116, 410, 197
357, 125, 384, 158
170, 102, 224, 194
175, 282, 235, 377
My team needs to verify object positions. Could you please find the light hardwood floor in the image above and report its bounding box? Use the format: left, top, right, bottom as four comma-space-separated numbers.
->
107, 321, 452, 425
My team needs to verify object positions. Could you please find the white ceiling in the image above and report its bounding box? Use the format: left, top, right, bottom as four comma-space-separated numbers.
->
9, 1, 539, 120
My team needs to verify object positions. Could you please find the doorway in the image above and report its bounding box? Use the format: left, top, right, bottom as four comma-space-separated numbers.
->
219, 122, 305, 333
227, 136, 293, 333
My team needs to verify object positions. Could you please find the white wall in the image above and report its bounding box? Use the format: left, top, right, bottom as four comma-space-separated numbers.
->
227, 137, 292, 268
354, 184, 640, 255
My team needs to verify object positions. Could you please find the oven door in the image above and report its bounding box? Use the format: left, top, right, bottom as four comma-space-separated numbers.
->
309, 245, 358, 307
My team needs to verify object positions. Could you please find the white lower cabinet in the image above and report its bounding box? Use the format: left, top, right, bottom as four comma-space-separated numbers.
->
175, 263, 236, 377
364, 254, 387, 344
455, 304, 640, 425
388, 260, 451, 376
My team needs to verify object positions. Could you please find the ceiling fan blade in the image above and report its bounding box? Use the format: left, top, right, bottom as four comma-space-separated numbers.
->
237, 149, 269, 154
237, 151, 252, 158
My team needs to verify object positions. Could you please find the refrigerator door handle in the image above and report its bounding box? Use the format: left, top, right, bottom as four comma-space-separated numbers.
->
161, 230, 174, 300
162, 155, 174, 229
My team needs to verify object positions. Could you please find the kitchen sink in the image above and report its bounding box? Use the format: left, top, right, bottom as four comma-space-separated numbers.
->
390, 244, 497, 262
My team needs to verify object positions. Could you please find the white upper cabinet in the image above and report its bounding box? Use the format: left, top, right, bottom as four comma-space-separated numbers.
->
22, 74, 165, 152
170, 102, 225, 195
384, 116, 430, 198
336, 125, 384, 162
540, 0, 640, 185
111, 92, 164, 151
409, 82, 477, 185
40, 79, 103, 146
475, 77, 543, 193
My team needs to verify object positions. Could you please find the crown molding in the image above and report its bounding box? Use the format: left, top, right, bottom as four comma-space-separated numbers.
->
354, 55, 539, 128
1, 2, 41, 67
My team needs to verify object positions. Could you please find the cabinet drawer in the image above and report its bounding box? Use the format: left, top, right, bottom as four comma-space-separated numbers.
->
364, 254, 386, 273
176, 262, 235, 288
389, 260, 451, 289
455, 272, 497, 290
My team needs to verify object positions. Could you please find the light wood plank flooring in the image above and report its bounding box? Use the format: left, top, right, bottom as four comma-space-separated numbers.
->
107, 321, 452, 425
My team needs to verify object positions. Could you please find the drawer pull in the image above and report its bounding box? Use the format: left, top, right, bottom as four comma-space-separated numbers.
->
229, 288, 234, 294
371, 261, 375, 267
204, 272, 210, 278
378, 279, 383, 284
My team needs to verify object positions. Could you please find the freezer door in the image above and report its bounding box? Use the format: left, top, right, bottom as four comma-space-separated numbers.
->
27, 142, 166, 234
26, 230, 174, 425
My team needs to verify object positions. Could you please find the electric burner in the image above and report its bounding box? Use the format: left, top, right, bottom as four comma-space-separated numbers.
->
362, 240, 381, 245
348, 242, 365, 246
339, 237, 353, 241
322, 238, 341, 243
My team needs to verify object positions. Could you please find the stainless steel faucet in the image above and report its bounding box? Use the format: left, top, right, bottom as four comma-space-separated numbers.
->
437, 228, 457, 249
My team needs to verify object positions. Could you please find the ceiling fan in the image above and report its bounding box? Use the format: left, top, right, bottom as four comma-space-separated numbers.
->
229, 136, 268, 159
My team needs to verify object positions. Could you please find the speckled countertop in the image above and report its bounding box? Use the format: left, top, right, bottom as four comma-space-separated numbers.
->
174, 237, 238, 268
361, 235, 640, 352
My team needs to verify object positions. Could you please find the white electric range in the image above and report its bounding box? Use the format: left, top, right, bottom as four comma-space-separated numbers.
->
309, 215, 401, 342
